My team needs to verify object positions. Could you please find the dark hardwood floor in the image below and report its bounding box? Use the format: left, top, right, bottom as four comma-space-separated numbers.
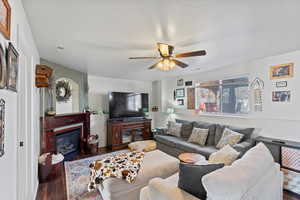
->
36, 148, 300, 200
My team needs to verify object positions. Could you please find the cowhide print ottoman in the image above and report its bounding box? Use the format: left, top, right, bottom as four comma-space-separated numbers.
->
98, 150, 179, 200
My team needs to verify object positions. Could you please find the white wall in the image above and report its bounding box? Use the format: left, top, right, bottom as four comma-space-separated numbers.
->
0, 0, 40, 200
154, 50, 300, 142
88, 75, 152, 147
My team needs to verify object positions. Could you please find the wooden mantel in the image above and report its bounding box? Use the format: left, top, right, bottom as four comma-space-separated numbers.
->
41, 112, 91, 154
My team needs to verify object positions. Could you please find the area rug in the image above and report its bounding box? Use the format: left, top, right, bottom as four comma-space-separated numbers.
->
65, 150, 129, 200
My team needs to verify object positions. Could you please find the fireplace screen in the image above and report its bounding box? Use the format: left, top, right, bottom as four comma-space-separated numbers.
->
56, 128, 81, 156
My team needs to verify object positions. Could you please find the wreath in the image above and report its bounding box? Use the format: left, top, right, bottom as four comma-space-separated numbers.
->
56, 80, 72, 102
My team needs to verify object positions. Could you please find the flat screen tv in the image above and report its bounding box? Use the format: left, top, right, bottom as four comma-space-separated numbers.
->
109, 92, 149, 119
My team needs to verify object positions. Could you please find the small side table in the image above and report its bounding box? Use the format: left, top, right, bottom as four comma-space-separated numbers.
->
178, 153, 206, 164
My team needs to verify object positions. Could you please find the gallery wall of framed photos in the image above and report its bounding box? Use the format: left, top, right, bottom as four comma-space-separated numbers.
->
270, 63, 293, 103
172, 78, 195, 109
0, 0, 19, 160
0, 0, 14, 161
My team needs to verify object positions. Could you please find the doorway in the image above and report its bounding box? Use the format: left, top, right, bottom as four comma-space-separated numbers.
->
17, 50, 35, 200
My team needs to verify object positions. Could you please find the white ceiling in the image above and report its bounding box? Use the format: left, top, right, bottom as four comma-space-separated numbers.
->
23, 0, 300, 81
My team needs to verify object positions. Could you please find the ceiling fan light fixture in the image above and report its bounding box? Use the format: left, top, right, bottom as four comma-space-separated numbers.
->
129, 42, 206, 70
170, 60, 175, 68
163, 58, 169, 65
157, 43, 169, 57
157, 59, 175, 71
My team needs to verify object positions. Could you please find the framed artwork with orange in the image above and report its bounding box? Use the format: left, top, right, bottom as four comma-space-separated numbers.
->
0, 0, 11, 40
269, 63, 294, 80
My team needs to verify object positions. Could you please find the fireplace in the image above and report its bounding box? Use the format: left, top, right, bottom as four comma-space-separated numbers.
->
41, 112, 91, 158
56, 127, 81, 161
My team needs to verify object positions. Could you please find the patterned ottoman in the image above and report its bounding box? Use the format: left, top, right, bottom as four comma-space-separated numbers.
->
98, 150, 179, 200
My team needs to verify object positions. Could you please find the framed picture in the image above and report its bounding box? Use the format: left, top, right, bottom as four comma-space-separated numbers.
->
177, 78, 184, 86
0, 0, 11, 39
276, 81, 287, 88
177, 99, 184, 106
185, 81, 193, 86
187, 88, 195, 109
0, 43, 6, 89
175, 88, 185, 98
6, 43, 18, 92
0, 99, 5, 157
270, 63, 294, 80
272, 91, 291, 102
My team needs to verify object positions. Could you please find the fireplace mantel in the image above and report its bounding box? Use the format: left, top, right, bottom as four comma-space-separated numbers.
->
41, 112, 91, 154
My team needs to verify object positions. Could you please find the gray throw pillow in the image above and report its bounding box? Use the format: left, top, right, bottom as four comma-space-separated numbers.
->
178, 162, 224, 199
175, 119, 194, 139
167, 121, 182, 137
193, 121, 217, 146
214, 125, 254, 145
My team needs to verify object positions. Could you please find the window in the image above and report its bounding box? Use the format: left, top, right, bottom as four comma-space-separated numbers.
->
195, 77, 249, 114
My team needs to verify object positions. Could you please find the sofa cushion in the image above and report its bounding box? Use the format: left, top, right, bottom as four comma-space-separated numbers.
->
178, 162, 224, 200
202, 143, 274, 200
155, 135, 185, 148
167, 121, 182, 137
143, 173, 201, 200
214, 124, 254, 145
188, 128, 209, 146
193, 121, 217, 146
175, 119, 194, 139
175, 140, 218, 158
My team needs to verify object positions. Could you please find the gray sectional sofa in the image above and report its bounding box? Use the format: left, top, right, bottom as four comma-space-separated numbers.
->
155, 119, 255, 159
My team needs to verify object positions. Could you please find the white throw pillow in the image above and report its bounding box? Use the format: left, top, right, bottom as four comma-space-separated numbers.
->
167, 121, 182, 137
188, 127, 209, 146
208, 144, 240, 165
216, 128, 244, 149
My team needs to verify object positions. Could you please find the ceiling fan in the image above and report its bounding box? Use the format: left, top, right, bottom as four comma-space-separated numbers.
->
129, 43, 206, 71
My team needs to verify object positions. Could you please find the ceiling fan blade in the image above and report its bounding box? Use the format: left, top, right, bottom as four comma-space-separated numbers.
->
148, 61, 161, 70
129, 56, 160, 59
173, 59, 188, 68
175, 50, 206, 58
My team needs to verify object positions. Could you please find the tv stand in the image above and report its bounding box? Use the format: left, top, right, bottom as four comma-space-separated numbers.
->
107, 118, 153, 150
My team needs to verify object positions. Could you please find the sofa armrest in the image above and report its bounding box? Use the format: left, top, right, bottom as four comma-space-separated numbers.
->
143, 178, 200, 200
232, 141, 253, 156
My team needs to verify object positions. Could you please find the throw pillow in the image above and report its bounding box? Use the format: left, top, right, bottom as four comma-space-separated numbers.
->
208, 144, 240, 165
188, 127, 209, 146
175, 119, 194, 139
216, 128, 244, 149
193, 121, 217, 146
214, 124, 254, 145
167, 121, 182, 137
178, 162, 224, 199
